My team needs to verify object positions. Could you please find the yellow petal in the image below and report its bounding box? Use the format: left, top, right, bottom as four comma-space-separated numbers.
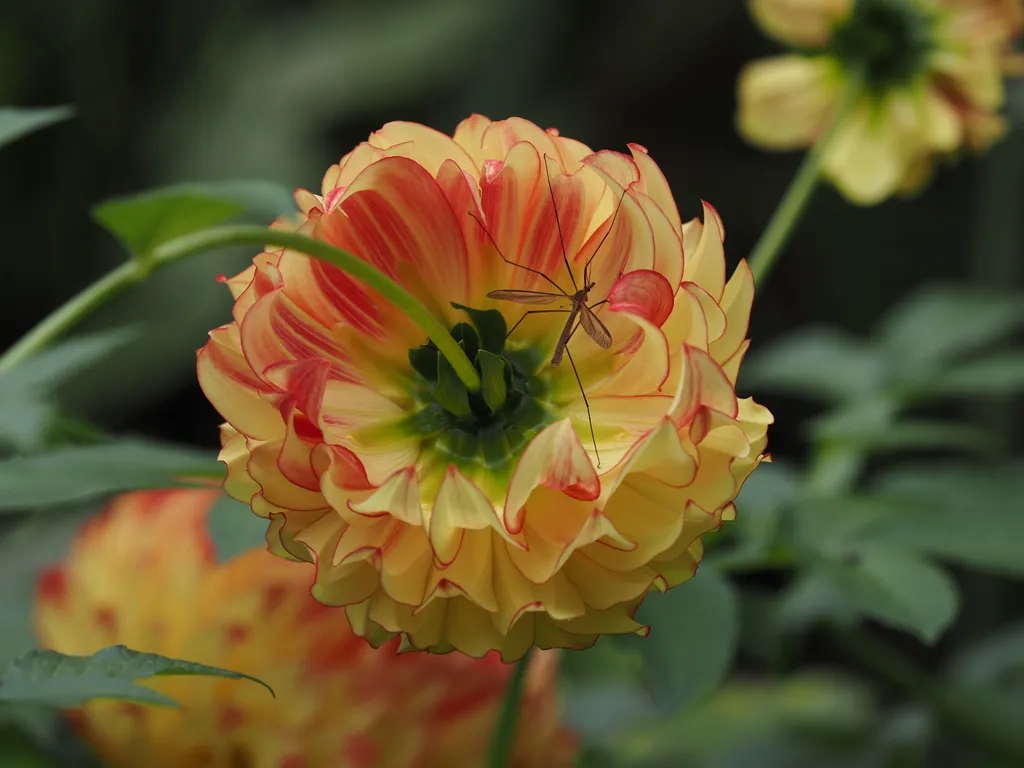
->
737, 56, 839, 150
681, 201, 726, 301
749, 0, 853, 47
368, 120, 479, 178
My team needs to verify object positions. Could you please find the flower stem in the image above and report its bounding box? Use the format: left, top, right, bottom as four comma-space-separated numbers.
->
487, 648, 533, 768
0, 226, 481, 392
748, 71, 863, 288
829, 625, 1024, 765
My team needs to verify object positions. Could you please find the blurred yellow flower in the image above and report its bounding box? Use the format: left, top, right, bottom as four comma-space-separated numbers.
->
197, 115, 772, 660
35, 489, 576, 768
738, 0, 1024, 204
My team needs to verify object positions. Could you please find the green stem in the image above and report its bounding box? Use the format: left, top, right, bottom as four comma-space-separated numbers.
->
0, 226, 481, 391
748, 71, 863, 288
486, 649, 533, 768
829, 625, 1024, 766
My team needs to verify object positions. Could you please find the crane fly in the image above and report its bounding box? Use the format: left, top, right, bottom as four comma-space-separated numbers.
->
468, 154, 629, 467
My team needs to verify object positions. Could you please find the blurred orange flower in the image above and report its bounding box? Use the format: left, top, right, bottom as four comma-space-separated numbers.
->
35, 489, 576, 768
738, 0, 1024, 204
197, 115, 772, 660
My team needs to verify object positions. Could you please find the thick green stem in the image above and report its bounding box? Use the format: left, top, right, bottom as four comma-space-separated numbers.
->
829, 625, 1024, 765
486, 649, 533, 768
748, 71, 863, 288
0, 226, 481, 391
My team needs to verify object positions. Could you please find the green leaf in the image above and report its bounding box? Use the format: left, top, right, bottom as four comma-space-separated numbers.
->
207, 494, 268, 562
947, 621, 1024, 686
815, 548, 958, 643
92, 180, 294, 260
451, 302, 508, 354
431, 353, 471, 417
927, 352, 1024, 397
866, 464, 1024, 575
878, 286, 1024, 374
0, 329, 137, 451
0, 440, 223, 512
0, 645, 272, 708
0, 106, 74, 151
742, 327, 883, 401
477, 350, 508, 413
811, 415, 993, 455
617, 565, 738, 711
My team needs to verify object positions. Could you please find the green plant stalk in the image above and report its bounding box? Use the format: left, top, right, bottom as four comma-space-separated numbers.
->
0, 226, 481, 391
829, 625, 1024, 765
748, 71, 863, 288
486, 648, 533, 768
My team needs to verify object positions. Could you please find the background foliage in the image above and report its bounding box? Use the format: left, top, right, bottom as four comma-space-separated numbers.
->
1, 0, 1023, 766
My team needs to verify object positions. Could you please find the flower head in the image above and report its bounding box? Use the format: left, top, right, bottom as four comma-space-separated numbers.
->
197, 115, 772, 660
35, 489, 575, 768
738, 0, 1024, 204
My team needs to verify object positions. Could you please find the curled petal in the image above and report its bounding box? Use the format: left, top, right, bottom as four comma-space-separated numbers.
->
609, 269, 674, 328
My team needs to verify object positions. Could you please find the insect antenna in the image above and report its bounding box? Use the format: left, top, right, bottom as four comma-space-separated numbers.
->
565, 345, 601, 468
468, 211, 566, 296
543, 154, 578, 292
583, 185, 630, 287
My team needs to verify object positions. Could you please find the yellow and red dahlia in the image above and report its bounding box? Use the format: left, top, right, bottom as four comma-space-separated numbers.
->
738, 0, 1024, 204
197, 115, 772, 660
35, 489, 575, 768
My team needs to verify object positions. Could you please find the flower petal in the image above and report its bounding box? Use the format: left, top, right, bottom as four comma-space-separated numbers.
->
681, 201, 726, 301
368, 121, 479, 178
608, 269, 674, 328
737, 56, 839, 149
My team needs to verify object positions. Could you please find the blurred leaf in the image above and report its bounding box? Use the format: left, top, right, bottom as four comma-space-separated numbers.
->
815, 548, 958, 643
91, 180, 292, 261
0, 440, 222, 512
0, 645, 272, 707
926, 352, 1024, 397
878, 287, 1024, 376
714, 460, 801, 568
743, 327, 883, 401
0, 106, 73, 151
618, 565, 738, 711
0, 329, 137, 451
868, 464, 1024, 575
207, 494, 268, 562
607, 675, 873, 765
777, 574, 860, 634
0, 725, 48, 768
811, 414, 993, 455
947, 622, 1024, 686
561, 681, 658, 744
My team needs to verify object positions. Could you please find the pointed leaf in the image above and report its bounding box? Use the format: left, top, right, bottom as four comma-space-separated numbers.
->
0, 106, 73, 151
451, 302, 508, 354
0, 440, 223, 512
477, 350, 508, 413
432, 353, 471, 417
927, 352, 1024, 397
0, 645, 272, 708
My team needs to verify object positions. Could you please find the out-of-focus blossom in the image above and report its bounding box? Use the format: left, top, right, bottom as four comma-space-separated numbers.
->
738, 0, 1024, 204
197, 115, 772, 660
35, 489, 576, 768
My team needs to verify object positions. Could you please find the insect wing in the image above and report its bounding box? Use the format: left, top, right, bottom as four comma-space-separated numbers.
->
487, 289, 563, 305
579, 303, 612, 349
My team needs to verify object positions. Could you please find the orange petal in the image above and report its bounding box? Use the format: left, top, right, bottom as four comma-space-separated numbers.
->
608, 269, 674, 327
368, 121, 479, 179
197, 326, 283, 441
452, 113, 493, 169
504, 419, 600, 534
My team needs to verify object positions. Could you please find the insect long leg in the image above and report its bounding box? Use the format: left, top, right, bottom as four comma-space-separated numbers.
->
468, 211, 567, 296
505, 308, 569, 340
543, 154, 578, 293
583, 186, 630, 286
565, 344, 601, 468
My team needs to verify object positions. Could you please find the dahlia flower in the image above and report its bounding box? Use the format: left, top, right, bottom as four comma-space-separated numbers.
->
34, 489, 575, 768
739, 0, 1024, 204
197, 115, 772, 659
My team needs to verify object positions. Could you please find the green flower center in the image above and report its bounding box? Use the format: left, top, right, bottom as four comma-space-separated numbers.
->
400, 303, 554, 477
830, 0, 936, 91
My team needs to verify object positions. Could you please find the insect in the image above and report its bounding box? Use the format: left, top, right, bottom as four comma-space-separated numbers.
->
468, 154, 629, 466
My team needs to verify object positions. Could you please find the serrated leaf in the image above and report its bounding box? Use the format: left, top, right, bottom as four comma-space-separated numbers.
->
878, 287, 1024, 374
743, 327, 883, 401
477, 350, 508, 413
927, 352, 1024, 396
0, 440, 223, 512
816, 548, 958, 643
91, 180, 294, 260
616, 565, 738, 711
0, 106, 74, 151
207, 494, 268, 562
0, 645, 272, 708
